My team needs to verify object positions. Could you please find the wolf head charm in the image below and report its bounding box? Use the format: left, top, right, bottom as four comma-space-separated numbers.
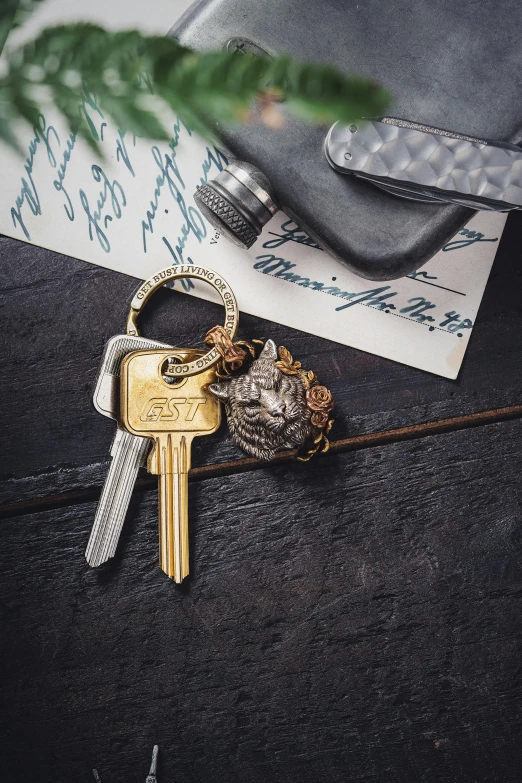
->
209, 339, 333, 461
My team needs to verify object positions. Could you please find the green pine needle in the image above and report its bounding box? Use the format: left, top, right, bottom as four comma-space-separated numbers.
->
0, 21, 391, 151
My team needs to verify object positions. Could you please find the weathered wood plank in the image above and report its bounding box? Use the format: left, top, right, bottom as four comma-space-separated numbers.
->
1, 421, 521, 782
3, 400, 522, 510
1, 211, 522, 486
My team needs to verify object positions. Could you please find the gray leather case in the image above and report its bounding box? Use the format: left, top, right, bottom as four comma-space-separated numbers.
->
170, 0, 522, 280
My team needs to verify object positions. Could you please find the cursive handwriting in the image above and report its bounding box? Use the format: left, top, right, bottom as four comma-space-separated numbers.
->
443, 228, 498, 251
10, 115, 59, 240
198, 146, 228, 188
162, 237, 195, 292
409, 270, 438, 281
253, 253, 474, 334
78, 90, 105, 144
79, 166, 126, 252
116, 130, 135, 177
141, 135, 227, 259
142, 145, 187, 251
169, 116, 192, 156
262, 219, 322, 251
10, 93, 109, 238
53, 132, 77, 221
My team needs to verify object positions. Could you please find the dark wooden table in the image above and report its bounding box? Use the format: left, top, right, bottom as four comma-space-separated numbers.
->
1, 218, 522, 783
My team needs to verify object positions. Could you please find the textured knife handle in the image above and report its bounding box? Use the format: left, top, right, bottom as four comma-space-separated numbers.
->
325, 118, 522, 211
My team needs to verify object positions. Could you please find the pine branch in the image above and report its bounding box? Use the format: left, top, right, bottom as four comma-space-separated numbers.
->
2, 0, 48, 30
0, 0, 48, 52
0, 21, 391, 151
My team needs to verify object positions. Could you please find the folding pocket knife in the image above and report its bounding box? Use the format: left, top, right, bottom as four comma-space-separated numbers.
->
325, 117, 522, 212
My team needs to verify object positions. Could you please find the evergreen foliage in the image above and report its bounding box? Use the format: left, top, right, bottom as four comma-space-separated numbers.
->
0, 4, 390, 151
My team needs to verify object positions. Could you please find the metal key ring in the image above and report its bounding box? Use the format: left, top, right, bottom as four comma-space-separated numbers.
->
126, 264, 239, 377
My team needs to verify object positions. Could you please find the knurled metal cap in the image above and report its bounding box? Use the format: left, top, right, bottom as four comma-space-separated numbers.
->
194, 161, 278, 250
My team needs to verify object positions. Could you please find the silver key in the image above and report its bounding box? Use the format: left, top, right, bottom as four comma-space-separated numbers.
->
86, 335, 170, 567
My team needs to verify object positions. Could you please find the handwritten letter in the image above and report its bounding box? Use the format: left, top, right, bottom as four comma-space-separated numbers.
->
0, 97, 506, 379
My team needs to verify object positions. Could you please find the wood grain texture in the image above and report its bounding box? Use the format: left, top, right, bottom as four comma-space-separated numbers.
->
1, 420, 522, 783
3, 401, 522, 511
1, 212, 521, 783
1, 211, 522, 486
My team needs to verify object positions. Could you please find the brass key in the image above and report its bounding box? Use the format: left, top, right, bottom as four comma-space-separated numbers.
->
120, 348, 221, 582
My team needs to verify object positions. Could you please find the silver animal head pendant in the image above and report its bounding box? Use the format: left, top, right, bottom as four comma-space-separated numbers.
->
209, 339, 334, 461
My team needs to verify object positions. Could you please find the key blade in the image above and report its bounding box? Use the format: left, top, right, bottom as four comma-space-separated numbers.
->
85, 428, 150, 567
88, 336, 172, 567
156, 433, 190, 583
93, 335, 170, 421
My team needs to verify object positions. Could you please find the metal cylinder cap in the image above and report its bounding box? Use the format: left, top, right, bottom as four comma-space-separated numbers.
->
195, 160, 279, 249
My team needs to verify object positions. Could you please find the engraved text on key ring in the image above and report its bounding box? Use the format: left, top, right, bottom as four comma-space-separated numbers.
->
126, 264, 239, 377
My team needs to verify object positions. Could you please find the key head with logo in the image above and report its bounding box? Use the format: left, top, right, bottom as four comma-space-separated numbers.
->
120, 349, 222, 441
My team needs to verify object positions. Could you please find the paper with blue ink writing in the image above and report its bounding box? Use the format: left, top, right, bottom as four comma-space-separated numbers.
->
0, 0, 507, 379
